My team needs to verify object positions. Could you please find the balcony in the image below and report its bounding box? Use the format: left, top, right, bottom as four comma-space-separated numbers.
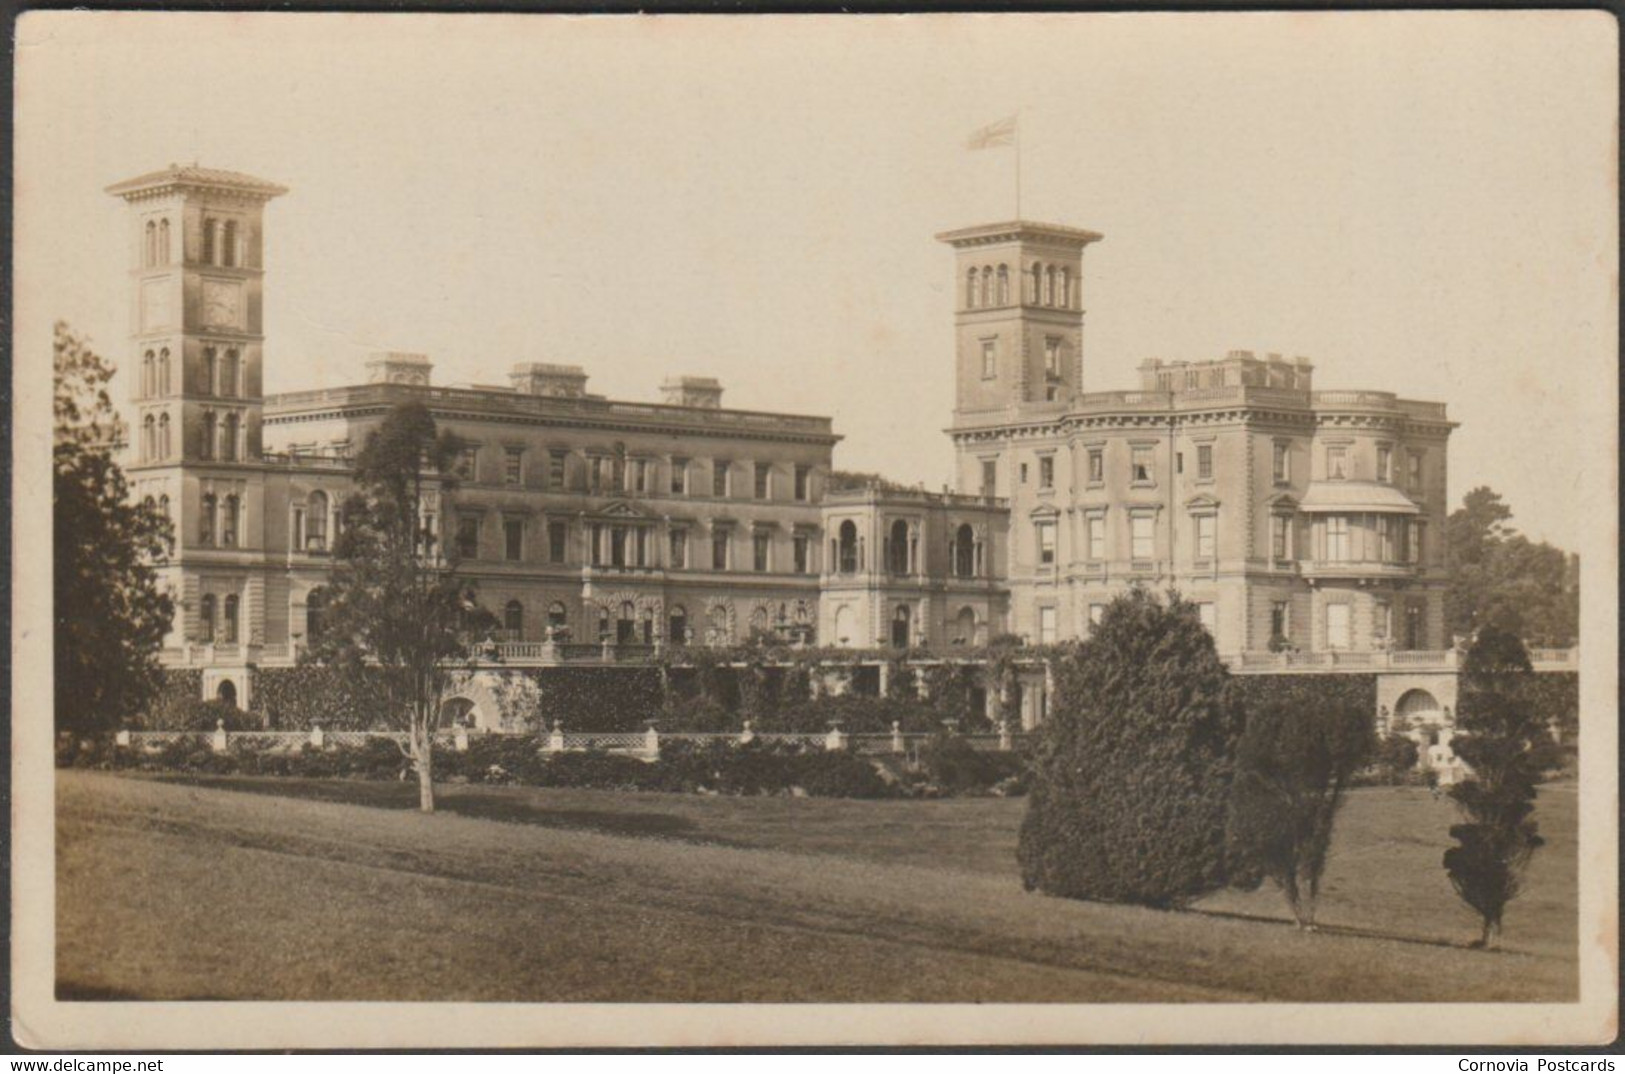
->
1299, 559, 1418, 583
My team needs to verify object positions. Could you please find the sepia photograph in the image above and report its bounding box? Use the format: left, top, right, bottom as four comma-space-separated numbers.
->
10, 9, 1618, 1050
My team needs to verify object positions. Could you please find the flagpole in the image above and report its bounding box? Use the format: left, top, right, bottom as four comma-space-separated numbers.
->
1014, 111, 1023, 220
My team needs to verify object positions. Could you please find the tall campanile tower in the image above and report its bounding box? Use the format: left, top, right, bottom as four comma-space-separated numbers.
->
107, 165, 287, 651
935, 221, 1102, 423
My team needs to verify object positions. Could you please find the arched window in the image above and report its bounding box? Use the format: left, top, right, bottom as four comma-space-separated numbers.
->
158, 494, 170, 522
222, 594, 240, 643
220, 349, 238, 397
199, 594, 216, 643
143, 495, 156, 512
200, 412, 216, 460
158, 218, 171, 264
888, 519, 910, 575
158, 348, 171, 394
838, 519, 859, 574
890, 603, 912, 648
144, 221, 156, 266
954, 523, 975, 578
219, 413, 237, 462
306, 491, 328, 552
222, 221, 238, 268
980, 265, 993, 307
616, 601, 637, 644
997, 264, 1009, 305
158, 413, 171, 458
668, 604, 688, 645
1058, 267, 1071, 308
200, 493, 216, 544
640, 606, 655, 644
305, 587, 328, 642
200, 348, 215, 396
597, 605, 610, 641
202, 218, 217, 266
141, 415, 156, 462
141, 351, 155, 397
1030, 263, 1042, 304
503, 599, 524, 639
955, 606, 977, 646
221, 495, 239, 547
965, 267, 979, 308
547, 601, 569, 638
1045, 265, 1056, 306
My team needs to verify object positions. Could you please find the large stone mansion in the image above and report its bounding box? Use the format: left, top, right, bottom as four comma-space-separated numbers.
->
111, 163, 1486, 728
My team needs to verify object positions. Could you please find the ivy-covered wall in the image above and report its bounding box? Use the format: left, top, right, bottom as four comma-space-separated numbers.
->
250, 666, 399, 730
141, 669, 204, 729
1227, 673, 1379, 727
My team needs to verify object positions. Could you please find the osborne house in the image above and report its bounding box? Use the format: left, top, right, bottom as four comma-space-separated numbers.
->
110, 162, 1562, 746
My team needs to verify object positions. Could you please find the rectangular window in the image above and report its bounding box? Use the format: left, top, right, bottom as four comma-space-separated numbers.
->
793, 533, 810, 574
1038, 606, 1057, 644
588, 456, 607, 493
1197, 602, 1217, 634
980, 339, 997, 379
1375, 600, 1392, 640
456, 515, 480, 560
504, 447, 523, 485
754, 462, 771, 500
588, 524, 603, 567
1408, 451, 1423, 491
1131, 445, 1154, 484
1087, 449, 1104, 484
1379, 516, 1395, 561
1326, 603, 1351, 650
1044, 338, 1060, 378
794, 465, 810, 501
712, 530, 730, 570
1326, 516, 1351, 562
629, 458, 648, 494
1087, 515, 1105, 561
1088, 603, 1105, 630
671, 458, 689, 495
1411, 522, 1425, 565
1036, 521, 1056, 565
1377, 445, 1393, 484
669, 529, 688, 569
549, 450, 567, 489
548, 520, 568, 563
503, 517, 523, 561
1327, 446, 1349, 481
456, 446, 479, 481
1271, 601, 1289, 640
1273, 441, 1290, 483
1271, 515, 1290, 561
753, 531, 771, 572
981, 459, 997, 496
713, 461, 729, 498
1038, 455, 1054, 489
1197, 444, 1213, 481
1131, 515, 1154, 560
1020, 462, 1029, 485
1195, 514, 1215, 560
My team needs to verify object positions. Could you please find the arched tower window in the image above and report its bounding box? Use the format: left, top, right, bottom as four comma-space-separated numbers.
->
199, 595, 216, 643
221, 495, 239, 547
1059, 266, 1071, 308
199, 493, 217, 545
222, 413, 240, 462
997, 264, 1009, 305
888, 519, 910, 575
965, 267, 979, 309
158, 219, 171, 264
980, 264, 993, 307
221, 220, 238, 268
306, 490, 328, 552
141, 415, 156, 461
158, 494, 169, 522
202, 218, 217, 266
1030, 263, 1042, 304
141, 351, 154, 397
220, 349, 238, 397
503, 600, 524, 639
158, 413, 171, 459
158, 348, 171, 394
954, 523, 975, 578
144, 221, 156, 267
1045, 265, 1056, 306
200, 412, 216, 460
222, 594, 240, 643
200, 347, 216, 396
838, 520, 859, 574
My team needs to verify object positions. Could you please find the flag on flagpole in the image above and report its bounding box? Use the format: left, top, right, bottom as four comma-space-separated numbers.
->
966, 114, 1018, 150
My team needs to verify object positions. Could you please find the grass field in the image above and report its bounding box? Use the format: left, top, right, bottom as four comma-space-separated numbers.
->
56, 770, 1577, 1003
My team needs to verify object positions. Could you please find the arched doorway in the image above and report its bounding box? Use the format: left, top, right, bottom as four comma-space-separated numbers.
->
216, 679, 238, 709
891, 603, 912, 648
1395, 688, 1442, 726
439, 697, 478, 728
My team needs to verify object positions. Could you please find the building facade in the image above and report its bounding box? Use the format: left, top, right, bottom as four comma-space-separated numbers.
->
109, 164, 1487, 731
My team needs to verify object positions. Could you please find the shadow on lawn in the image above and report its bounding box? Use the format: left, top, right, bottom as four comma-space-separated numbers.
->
150, 775, 702, 841
1185, 906, 1543, 957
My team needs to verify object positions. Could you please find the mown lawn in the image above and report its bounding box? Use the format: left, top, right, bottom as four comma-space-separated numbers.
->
56, 771, 1577, 1003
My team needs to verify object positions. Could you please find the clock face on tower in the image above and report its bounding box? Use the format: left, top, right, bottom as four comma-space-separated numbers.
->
201, 279, 243, 330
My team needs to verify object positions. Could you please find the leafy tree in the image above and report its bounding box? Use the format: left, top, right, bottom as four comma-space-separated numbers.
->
1225, 688, 1374, 928
305, 402, 490, 812
1442, 628, 1561, 947
1373, 733, 1421, 775
1446, 487, 1578, 647
1018, 588, 1241, 907
53, 322, 174, 735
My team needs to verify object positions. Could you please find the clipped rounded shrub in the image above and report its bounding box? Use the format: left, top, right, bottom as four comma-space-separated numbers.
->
1018, 589, 1241, 907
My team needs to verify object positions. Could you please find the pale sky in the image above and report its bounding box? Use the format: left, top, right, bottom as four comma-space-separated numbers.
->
16, 11, 1617, 544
